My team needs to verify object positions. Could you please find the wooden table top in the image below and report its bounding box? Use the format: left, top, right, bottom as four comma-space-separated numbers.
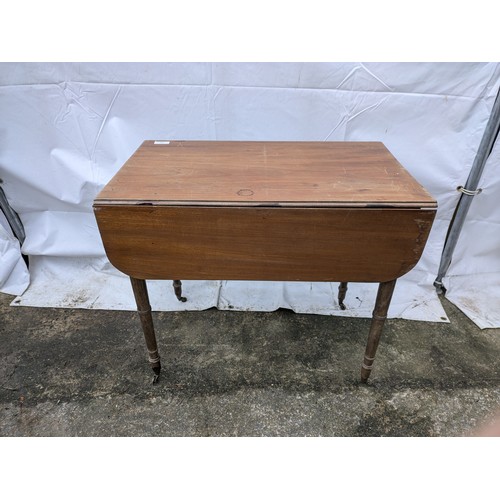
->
95, 141, 436, 209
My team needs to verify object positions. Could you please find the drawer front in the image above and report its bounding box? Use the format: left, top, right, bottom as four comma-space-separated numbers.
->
94, 206, 435, 282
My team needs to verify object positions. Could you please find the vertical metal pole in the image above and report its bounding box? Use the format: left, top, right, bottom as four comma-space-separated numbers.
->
0, 185, 28, 268
0, 186, 25, 244
434, 87, 500, 294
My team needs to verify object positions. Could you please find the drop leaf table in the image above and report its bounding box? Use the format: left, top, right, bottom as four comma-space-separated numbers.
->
93, 141, 437, 383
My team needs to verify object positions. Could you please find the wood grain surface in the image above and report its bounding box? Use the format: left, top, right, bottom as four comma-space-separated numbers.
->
95, 141, 436, 208
94, 205, 436, 282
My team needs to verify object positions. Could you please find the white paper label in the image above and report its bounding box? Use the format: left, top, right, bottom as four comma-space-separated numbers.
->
154, 140, 170, 145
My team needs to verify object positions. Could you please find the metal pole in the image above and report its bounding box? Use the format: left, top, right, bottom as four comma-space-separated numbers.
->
434, 87, 500, 294
0, 185, 25, 244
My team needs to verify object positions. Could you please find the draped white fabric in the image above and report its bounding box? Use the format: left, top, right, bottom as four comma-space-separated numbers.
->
1, 63, 499, 326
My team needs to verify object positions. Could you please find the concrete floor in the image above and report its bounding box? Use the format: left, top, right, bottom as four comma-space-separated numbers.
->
1, 290, 500, 436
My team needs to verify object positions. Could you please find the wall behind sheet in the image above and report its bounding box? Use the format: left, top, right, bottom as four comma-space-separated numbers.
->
0, 63, 499, 325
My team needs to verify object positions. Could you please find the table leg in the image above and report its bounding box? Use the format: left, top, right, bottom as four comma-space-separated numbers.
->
173, 280, 187, 302
338, 282, 348, 310
361, 279, 396, 383
130, 277, 161, 383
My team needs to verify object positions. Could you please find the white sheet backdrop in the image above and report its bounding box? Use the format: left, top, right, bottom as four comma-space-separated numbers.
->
0, 63, 499, 326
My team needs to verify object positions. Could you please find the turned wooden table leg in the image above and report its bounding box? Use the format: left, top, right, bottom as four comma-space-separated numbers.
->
130, 277, 161, 383
361, 279, 397, 383
338, 282, 348, 310
173, 280, 187, 302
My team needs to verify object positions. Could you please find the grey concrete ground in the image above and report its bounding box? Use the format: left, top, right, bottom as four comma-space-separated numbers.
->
1, 290, 500, 436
